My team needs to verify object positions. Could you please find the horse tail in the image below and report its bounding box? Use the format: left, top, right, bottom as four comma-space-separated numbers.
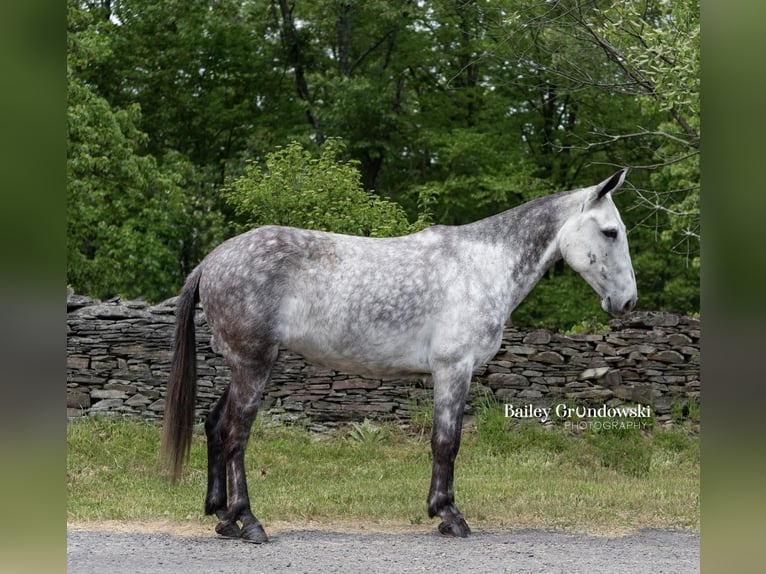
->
161, 265, 202, 484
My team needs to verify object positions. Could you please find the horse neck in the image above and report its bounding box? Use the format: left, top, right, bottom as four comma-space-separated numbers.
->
466, 189, 582, 315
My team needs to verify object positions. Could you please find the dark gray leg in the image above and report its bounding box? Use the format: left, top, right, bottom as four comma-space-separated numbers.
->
214, 351, 275, 543
204, 386, 229, 520
427, 362, 472, 537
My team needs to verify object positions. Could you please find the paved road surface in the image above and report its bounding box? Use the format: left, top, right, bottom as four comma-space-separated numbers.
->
68, 527, 699, 573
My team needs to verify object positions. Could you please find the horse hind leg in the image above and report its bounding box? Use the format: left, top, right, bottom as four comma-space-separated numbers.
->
427, 361, 473, 537
203, 386, 237, 535
213, 347, 277, 543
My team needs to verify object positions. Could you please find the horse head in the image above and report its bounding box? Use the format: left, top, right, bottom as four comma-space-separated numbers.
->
558, 169, 638, 316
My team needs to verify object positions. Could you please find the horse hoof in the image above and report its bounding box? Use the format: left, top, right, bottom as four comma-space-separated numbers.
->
215, 520, 242, 539
241, 522, 268, 544
438, 517, 471, 538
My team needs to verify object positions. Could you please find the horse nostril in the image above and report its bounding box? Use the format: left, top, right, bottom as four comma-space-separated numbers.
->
623, 297, 636, 313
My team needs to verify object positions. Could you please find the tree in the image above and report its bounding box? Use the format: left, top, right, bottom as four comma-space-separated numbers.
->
67, 0, 700, 325
225, 138, 429, 237
489, 0, 700, 324
67, 0, 225, 301
502, 0, 700, 261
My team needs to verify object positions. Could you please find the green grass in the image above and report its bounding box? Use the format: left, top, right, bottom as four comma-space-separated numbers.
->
67, 415, 699, 533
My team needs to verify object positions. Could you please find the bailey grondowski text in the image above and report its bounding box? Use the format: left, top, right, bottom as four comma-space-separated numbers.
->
504, 403, 653, 430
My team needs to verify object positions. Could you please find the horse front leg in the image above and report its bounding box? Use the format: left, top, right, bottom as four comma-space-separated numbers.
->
427, 362, 472, 537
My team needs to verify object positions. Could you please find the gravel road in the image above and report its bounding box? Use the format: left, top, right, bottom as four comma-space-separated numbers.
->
68, 527, 698, 573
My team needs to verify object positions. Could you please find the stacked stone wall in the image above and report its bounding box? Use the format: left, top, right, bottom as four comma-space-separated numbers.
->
67, 294, 699, 429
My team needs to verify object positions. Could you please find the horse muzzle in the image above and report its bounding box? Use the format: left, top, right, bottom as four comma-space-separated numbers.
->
602, 294, 637, 316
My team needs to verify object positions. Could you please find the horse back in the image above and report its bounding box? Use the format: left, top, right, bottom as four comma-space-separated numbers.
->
198, 225, 460, 374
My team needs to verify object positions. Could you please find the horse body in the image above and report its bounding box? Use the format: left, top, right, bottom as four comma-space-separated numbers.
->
162, 169, 637, 542
202, 224, 502, 377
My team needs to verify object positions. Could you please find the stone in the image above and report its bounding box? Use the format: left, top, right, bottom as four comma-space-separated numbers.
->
67, 356, 90, 370
332, 379, 380, 391
67, 292, 700, 426
91, 389, 128, 400
594, 343, 617, 356
539, 376, 566, 385
310, 400, 341, 411
616, 344, 658, 356
557, 347, 581, 357
125, 394, 151, 407
90, 398, 124, 410
668, 333, 693, 346
105, 381, 138, 393
307, 384, 332, 391
612, 385, 653, 404
341, 402, 395, 412
283, 395, 317, 403
67, 391, 91, 409
486, 373, 530, 389
644, 313, 680, 327
578, 367, 610, 380
602, 371, 622, 387
494, 388, 518, 400
67, 374, 105, 385
148, 399, 166, 412
523, 331, 551, 345
566, 388, 613, 400
652, 395, 674, 414
529, 351, 564, 364
504, 345, 537, 355
565, 381, 591, 389
647, 350, 685, 363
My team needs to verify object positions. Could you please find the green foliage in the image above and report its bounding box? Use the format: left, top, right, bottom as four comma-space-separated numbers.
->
225, 139, 429, 236
345, 419, 386, 446
66, 0, 700, 326
512, 264, 607, 332
631, 245, 700, 315
670, 402, 686, 426
473, 396, 568, 456
68, 417, 699, 529
407, 397, 434, 438
473, 395, 511, 455
669, 398, 700, 426
653, 428, 695, 454
501, 0, 700, 322
67, 1, 226, 301
688, 398, 701, 424
562, 318, 611, 336
587, 429, 652, 478
67, 4, 181, 300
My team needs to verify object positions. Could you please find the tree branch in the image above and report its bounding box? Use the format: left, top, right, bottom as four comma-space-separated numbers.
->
276, 0, 324, 142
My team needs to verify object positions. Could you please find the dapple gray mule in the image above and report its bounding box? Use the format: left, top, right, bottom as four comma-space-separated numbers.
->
162, 169, 637, 542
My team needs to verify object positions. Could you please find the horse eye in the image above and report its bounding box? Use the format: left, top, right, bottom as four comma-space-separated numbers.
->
602, 228, 618, 239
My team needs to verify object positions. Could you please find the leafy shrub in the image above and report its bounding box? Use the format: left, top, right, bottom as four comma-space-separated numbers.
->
225, 138, 429, 237
346, 419, 386, 446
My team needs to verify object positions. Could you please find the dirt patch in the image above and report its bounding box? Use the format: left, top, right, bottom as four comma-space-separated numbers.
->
67, 518, 432, 538
67, 518, 650, 539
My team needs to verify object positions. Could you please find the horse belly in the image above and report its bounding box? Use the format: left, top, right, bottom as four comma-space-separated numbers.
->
275, 297, 434, 377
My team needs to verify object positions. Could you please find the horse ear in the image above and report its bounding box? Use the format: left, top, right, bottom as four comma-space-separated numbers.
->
595, 168, 629, 199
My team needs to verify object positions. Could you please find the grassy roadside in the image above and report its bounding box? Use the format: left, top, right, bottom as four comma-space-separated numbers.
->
67, 414, 699, 534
